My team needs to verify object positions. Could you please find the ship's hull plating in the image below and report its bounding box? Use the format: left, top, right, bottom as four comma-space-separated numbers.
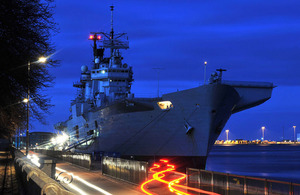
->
64, 83, 243, 168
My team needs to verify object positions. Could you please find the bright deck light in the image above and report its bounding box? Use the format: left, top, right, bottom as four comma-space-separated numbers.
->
51, 132, 69, 145
157, 101, 173, 110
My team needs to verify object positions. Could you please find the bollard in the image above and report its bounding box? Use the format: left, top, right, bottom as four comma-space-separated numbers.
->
39, 157, 56, 179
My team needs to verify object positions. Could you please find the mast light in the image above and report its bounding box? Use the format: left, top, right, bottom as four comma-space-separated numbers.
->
89, 35, 101, 40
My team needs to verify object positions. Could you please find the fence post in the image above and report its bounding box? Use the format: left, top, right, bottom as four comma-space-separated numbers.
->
146, 162, 148, 180
198, 169, 201, 189
289, 182, 294, 195
211, 171, 214, 192
226, 173, 229, 195
244, 176, 247, 195
186, 168, 189, 187
264, 179, 268, 195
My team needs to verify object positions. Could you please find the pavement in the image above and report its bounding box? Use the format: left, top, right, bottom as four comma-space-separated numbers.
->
0, 150, 19, 195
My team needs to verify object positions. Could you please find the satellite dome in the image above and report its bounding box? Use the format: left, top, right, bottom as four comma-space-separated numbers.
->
81, 65, 88, 73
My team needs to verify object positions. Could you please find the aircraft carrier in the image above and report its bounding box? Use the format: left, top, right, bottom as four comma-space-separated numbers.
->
55, 6, 274, 169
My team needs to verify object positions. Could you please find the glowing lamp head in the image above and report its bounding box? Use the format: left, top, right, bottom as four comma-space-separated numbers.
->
23, 98, 29, 103
38, 57, 47, 63
262, 126, 265, 130
89, 35, 94, 40
97, 35, 101, 40
204, 61, 207, 65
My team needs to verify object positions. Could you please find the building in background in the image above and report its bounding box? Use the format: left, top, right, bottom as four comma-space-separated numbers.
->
14, 132, 55, 149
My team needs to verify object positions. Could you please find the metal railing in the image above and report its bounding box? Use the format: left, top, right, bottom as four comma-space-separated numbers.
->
34, 149, 92, 169
102, 157, 148, 185
186, 168, 300, 195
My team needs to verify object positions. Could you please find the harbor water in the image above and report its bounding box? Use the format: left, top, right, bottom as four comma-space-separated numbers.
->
206, 144, 300, 183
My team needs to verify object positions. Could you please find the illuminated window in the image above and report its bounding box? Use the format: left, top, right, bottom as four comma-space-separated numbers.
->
157, 101, 173, 110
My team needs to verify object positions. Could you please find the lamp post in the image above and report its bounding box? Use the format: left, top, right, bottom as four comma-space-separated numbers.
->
204, 61, 207, 85
293, 126, 296, 143
261, 126, 265, 141
25, 60, 30, 155
153, 68, 164, 98
226, 129, 229, 141
25, 57, 47, 156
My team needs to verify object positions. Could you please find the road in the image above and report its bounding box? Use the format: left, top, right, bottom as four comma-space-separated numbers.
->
55, 161, 144, 195
29, 151, 218, 195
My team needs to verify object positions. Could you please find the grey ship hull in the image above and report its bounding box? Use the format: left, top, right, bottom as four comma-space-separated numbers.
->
59, 82, 273, 169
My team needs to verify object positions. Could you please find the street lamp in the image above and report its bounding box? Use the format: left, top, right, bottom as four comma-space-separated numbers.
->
261, 126, 265, 141
204, 61, 207, 85
293, 126, 296, 143
226, 129, 229, 141
25, 56, 47, 155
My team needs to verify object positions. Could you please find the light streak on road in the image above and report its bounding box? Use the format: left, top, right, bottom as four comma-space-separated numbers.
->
141, 163, 162, 195
68, 183, 88, 195
56, 167, 113, 195
140, 159, 220, 195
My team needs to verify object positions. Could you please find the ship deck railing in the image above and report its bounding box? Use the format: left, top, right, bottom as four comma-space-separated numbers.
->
63, 135, 95, 151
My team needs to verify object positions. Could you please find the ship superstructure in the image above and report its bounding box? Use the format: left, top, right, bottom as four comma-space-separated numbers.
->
73, 6, 132, 108
55, 6, 274, 169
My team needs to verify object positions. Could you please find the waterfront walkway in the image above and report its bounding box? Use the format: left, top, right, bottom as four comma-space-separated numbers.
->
0, 150, 19, 195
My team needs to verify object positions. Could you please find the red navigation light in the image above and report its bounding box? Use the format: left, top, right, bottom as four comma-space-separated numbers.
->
97, 35, 101, 40
89, 35, 94, 40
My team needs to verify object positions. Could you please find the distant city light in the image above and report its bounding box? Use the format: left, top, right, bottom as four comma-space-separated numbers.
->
261, 126, 266, 141
23, 98, 29, 103
226, 129, 229, 141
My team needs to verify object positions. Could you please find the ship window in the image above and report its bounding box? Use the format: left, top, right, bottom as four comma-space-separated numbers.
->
92, 71, 95, 73
157, 101, 173, 110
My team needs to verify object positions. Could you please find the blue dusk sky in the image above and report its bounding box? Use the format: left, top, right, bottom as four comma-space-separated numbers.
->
32, 0, 300, 141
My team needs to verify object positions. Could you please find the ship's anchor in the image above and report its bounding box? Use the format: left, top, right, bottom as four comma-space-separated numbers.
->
184, 120, 194, 134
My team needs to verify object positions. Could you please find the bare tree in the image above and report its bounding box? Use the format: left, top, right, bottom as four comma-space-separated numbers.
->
0, 0, 58, 138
